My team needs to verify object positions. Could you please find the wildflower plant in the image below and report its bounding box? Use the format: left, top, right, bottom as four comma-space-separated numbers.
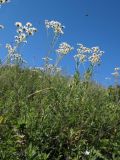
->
74, 44, 91, 72
74, 44, 104, 81
0, 4, 119, 159
5, 22, 37, 65
55, 42, 73, 66
85, 46, 104, 80
43, 20, 66, 73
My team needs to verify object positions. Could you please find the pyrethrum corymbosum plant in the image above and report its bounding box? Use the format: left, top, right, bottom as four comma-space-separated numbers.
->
0, 2, 120, 160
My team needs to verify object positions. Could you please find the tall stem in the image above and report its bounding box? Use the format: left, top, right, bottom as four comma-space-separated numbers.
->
44, 34, 59, 67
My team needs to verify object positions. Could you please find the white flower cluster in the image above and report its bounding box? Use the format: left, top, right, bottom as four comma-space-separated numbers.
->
115, 67, 120, 71
0, 24, 4, 29
88, 47, 104, 65
74, 44, 91, 63
45, 20, 65, 34
74, 54, 87, 63
0, 0, 10, 5
111, 67, 120, 77
6, 43, 15, 55
89, 53, 101, 65
77, 44, 91, 54
15, 22, 37, 43
56, 42, 73, 55
6, 44, 26, 63
74, 45, 104, 66
5, 22, 37, 64
84, 150, 90, 156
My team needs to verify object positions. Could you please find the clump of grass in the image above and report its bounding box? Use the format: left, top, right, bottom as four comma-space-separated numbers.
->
0, 66, 120, 160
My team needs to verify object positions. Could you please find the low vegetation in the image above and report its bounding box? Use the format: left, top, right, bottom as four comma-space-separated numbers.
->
0, 66, 120, 160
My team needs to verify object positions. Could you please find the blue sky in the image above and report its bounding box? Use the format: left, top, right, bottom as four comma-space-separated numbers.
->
0, 0, 120, 86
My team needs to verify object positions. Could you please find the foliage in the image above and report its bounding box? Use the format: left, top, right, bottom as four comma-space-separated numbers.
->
0, 66, 120, 160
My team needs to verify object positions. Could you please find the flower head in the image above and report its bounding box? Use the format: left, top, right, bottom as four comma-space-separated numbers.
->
0, 24, 4, 29
91, 47, 104, 55
74, 53, 87, 63
15, 22, 22, 28
115, 67, 120, 71
74, 44, 91, 63
84, 150, 90, 156
89, 46, 104, 65
89, 53, 101, 65
6, 22, 37, 65
14, 22, 37, 43
26, 22, 32, 27
77, 44, 91, 54
0, 0, 10, 5
45, 20, 65, 34
56, 42, 73, 55
6, 43, 15, 55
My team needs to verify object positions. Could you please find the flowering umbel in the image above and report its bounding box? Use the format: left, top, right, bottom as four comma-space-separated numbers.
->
6, 43, 27, 64
15, 22, 37, 43
56, 42, 73, 55
77, 44, 91, 54
88, 47, 104, 65
0, 24, 4, 29
45, 20, 65, 35
5, 22, 37, 65
74, 44, 91, 63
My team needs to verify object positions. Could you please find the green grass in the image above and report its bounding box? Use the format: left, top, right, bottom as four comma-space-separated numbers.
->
0, 66, 120, 160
